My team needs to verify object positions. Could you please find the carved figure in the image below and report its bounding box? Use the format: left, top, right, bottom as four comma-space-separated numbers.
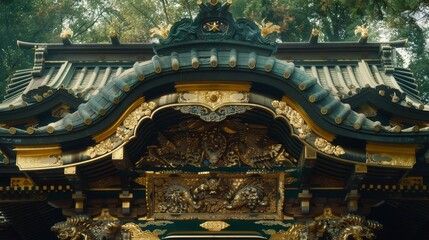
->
330, 214, 382, 240
158, 185, 201, 213
150, 24, 172, 39
192, 177, 229, 200
51, 215, 120, 240
121, 223, 162, 240
225, 183, 268, 210
137, 119, 296, 169
256, 18, 281, 38
267, 212, 382, 240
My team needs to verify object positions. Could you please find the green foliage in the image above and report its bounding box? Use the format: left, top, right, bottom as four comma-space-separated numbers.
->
0, 0, 428, 101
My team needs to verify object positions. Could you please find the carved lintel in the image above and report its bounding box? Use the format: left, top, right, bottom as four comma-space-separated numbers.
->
345, 190, 360, 212
298, 190, 312, 214
72, 191, 86, 214
120, 191, 133, 215
146, 172, 284, 220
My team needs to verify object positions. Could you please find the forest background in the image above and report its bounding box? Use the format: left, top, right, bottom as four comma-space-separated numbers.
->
0, 0, 428, 101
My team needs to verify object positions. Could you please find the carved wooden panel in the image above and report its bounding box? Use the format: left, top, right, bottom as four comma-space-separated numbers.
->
146, 172, 285, 220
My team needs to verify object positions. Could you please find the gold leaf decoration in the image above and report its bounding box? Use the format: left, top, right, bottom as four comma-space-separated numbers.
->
257, 18, 281, 38
200, 221, 230, 231
150, 24, 172, 39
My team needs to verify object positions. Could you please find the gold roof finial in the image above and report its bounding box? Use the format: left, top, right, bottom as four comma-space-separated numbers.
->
198, 0, 232, 5
257, 18, 281, 38
354, 25, 368, 38
150, 24, 172, 39
60, 28, 73, 40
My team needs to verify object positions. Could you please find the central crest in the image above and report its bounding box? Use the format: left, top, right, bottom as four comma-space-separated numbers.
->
153, 0, 277, 55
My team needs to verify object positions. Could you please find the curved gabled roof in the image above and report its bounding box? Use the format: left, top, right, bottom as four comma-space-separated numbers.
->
0, 47, 428, 144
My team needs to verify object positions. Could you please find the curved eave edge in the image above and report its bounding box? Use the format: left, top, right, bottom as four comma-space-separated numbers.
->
343, 87, 429, 121
0, 89, 84, 121
1, 50, 429, 143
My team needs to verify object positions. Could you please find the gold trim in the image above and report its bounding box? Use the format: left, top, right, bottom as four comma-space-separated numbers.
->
366, 142, 417, 155
366, 142, 416, 168
93, 97, 145, 142
200, 221, 230, 231
175, 82, 251, 92
282, 96, 335, 141
14, 144, 61, 156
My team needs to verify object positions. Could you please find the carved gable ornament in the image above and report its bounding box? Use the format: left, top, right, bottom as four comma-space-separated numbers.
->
136, 118, 297, 169
153, 0, 277, 55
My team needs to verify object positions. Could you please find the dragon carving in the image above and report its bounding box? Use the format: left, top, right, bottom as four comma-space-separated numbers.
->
51, 215, 121, 240
266, 210, 382, 240
156, 177, 271, 214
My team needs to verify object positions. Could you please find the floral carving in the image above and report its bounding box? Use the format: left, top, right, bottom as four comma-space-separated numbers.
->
272, 100, 345, 157
314, 137, 345, 156
85, 101, 156, 158
272, 100, 311, 139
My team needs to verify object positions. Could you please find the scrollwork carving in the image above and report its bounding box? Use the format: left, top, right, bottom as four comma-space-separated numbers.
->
177, 105, 251, 122
272, 100, 345, 157
85, 101, 156, 158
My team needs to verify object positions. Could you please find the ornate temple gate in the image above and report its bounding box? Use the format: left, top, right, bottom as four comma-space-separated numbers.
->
3, 1, 429, 240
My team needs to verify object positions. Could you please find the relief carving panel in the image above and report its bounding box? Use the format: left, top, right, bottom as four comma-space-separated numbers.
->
136, 119, 297, 169
146, 172, 285, 220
